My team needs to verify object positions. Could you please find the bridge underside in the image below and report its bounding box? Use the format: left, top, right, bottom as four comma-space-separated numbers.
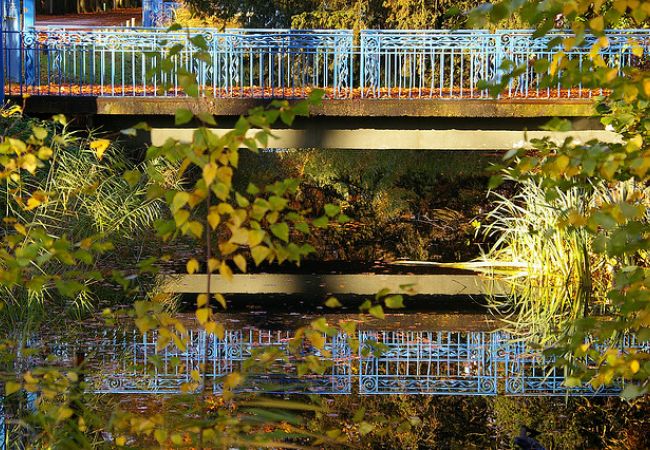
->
15, 96, 609, 150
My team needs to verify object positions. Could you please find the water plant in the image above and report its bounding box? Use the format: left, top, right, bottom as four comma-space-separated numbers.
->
0, 111, 183, 312
468, 176, 649, 344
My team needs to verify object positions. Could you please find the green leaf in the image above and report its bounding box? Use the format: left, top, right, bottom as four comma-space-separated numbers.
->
325, 297, 342, 308
564, 376, 582, 388
269, 195, 289, 211
385, 295, 405, 309
196, 112, 217, 125
312, 216, 328, 228
368, 305, 385, 319
359, 421, 375, 436
251, 246, 271, 266
324, 203, 340, 217
621, 383, 646, 400
175, 108, 194, 126
270, 222, 290, 242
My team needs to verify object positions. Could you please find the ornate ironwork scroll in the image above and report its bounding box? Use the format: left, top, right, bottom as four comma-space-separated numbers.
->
359, 331, 498, 395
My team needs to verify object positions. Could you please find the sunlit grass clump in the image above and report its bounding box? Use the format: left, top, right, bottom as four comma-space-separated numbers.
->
471, 177, 649, 344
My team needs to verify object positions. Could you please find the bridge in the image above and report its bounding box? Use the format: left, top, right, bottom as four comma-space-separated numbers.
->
3, 15, 644, 148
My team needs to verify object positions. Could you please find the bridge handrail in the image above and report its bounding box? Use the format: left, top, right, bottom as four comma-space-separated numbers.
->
2, 28, 649, 98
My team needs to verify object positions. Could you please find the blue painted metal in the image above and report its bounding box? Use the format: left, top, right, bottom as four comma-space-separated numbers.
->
0, 0, 4, 104
2, 0, 20, 85
0, 396, 5, 450
2, 27, 648, 99
360, 30, 497, 99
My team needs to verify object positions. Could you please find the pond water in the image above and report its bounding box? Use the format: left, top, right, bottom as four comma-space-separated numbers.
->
1, 308, 648, 449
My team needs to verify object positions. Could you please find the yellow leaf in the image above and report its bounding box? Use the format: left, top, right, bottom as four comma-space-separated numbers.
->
191, 369, 201, 382
23, 372, 37, 384
5, 381, 21, 395
643, 79, 650, 98
203, 162, 217, 185
233, 254, 247, 273
187, 258, 200, 274
171, 191, 190, 213
154, 429, 168, 444
208, 209, 221, 230
207, 258, 220, 273
589, 16, 604, 33
224, 372, 243, 389
188, 220, 204, 238
248, 229, 266, 247
173, 209, 190, 227
56, 406, 74, 422
204, 321, 225, 339
196, 308, 210, 325
26, 196, 42, 211
37, 146, 53, 159
20, 153, 38, 173
251, 245, 271, 266
630, 359, 640, 374
214, 293, 227, 309
220, 261, 233, 281
116, 436, 127, 446
554, 155, 570, 172
229, 226, 249, 245
89, 139, 111, 160
14, 223, 27, 235
197, 294, 208, 307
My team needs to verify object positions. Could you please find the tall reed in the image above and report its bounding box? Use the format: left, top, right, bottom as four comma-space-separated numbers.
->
472, 178, 649, 343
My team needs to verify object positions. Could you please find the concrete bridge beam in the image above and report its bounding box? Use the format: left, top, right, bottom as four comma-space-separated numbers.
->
151, 128, 621, 151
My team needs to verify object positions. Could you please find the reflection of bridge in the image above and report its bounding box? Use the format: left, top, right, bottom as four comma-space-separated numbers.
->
28, 329, 649, 396
1, 330, 646, 450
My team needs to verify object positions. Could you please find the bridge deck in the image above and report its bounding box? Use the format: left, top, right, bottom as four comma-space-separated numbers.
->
16, 95, 597, 117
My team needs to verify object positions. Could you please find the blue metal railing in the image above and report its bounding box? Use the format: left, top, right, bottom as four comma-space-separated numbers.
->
2, 28, 649, 99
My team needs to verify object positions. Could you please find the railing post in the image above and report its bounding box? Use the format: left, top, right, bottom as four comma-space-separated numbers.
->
3, 0, 20, 85
0, 395, 6, 450
0, 0, 4, 104
22, 0, 34, 87
142, 0, 159, 27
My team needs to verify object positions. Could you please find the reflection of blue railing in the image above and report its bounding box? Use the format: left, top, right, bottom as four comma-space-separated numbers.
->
26, 329, 647, 397
2, 28, 648, 99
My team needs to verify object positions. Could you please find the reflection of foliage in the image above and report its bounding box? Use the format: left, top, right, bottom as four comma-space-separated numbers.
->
476, 178, 650, 343
492, 396, 650, 450
267, 149, 499, 261
311, 394, 491, 449
312, 394, 650, 449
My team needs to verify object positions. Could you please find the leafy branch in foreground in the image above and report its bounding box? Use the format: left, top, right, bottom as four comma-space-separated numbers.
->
468, 0, 650, 397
